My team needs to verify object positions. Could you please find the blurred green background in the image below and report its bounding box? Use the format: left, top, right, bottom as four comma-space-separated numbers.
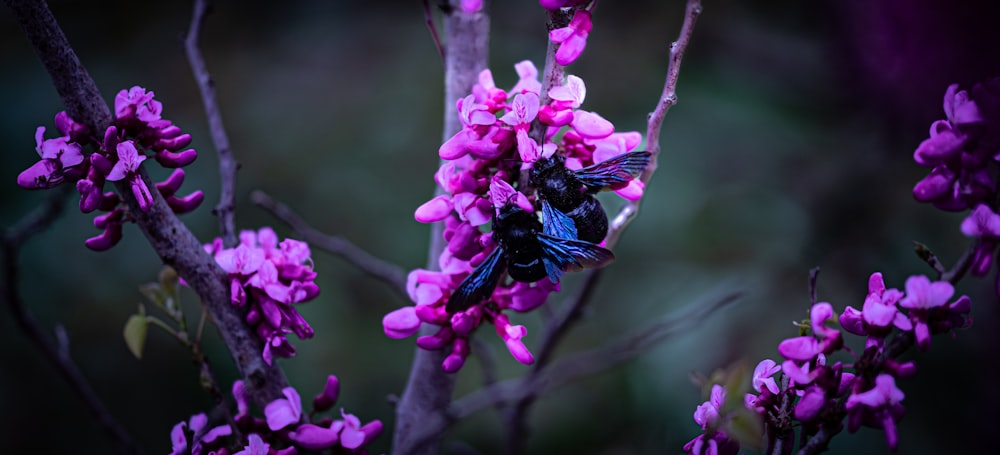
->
2, 0, 999, 453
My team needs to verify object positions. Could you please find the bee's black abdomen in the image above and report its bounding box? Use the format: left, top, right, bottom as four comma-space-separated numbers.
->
566, 197, 608, 243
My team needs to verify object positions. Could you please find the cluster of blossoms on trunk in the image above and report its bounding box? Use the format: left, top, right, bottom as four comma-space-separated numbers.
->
382, 1, 642, 373
204, 227, 320, 364
169, 376, 381, 455
684, 273, 972, 454
913, 78, 1000, 296
16, 86, 203, 251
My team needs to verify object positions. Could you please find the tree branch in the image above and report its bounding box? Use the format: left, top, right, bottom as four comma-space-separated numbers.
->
2, 186, 141, 455
605, 0, 702, 246
392, 1, 490, 454
184, 0, 239, 248
5, 0, 289, 409
453, 290, 741, 419
251, 190, 408, 298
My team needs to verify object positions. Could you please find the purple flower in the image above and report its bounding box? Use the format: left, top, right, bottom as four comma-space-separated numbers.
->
846, 374, 906, 451
684, 384, 740, 455
17, 126, 85, 189
169, 413, 231, 455
288, 423, 340, 450
114, 86, 163, 125
312, 375, 340, 412
415, 195, 455, 222
208, 228, 320, 363
752, 359, 781, 394
459, 0, 481, 13
510, 60, 542, 95
233, 434, 269, 455
494, 313, 535, 365
961, 203, 1000, 238
778, 302, 842, 362
500, 92, 541, 162
898, 275, 953, 350
383, 306, 422, 339
912, 81, 996, 211
105, 141, 154, 212
549, 10, 592, 66
54, 111, 89, 143
489, 177, 533, 214
961, 204, 1000, 277
173, 377, 381, 454
538, 0, 589, 10
694, 385, 725, 430
840, 273, 912, 350
265, 387, 302, 431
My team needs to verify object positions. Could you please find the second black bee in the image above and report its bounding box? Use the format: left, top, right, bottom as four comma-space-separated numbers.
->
446, 200, 614, 313
530, 151, 652, 244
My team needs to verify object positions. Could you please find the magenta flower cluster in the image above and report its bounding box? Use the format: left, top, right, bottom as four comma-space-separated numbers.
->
682, 384, 740, 455
912, 78, 1000, 211
913, 79, 1000, 296
16, 86, 203, 251
685, 273, 971, 454
382, 52, 645, 372
205, 227, 320, 364
169, 376, 382, 455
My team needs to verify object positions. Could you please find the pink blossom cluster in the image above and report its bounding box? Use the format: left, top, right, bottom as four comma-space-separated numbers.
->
682, 385, 740, 455
537, 2, 594, 66
913, 79, 1000, 296
912, 78, 999, 211
205, 227, 320, 364
382, 57, 645, 372
169, 376, 382, 455
16, 86, 203, 251
686, 273, 972, 454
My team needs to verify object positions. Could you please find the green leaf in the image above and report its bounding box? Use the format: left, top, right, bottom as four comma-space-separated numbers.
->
158, 266, 179, 297
123, 314, 148, 359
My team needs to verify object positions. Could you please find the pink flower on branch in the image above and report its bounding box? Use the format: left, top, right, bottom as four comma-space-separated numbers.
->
549, 9, 593, 66
171, 377, 381, 454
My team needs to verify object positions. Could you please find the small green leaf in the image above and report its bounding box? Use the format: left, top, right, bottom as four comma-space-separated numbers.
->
158, 266, 179, 297
123, 314, 148, 359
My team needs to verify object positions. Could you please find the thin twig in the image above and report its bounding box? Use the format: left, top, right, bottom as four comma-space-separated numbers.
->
452, 290, 741, 418
392, 2, 490, 454
6, 0, 289, 409
796, 425, 838, 455
605, 0, 702, 247
808, 267, 820, 305
913, 241, 947, 279
250, 190, 408, 298
423, 0, 446, 62
185, 0, 239, 248
941, 241, 977, 284
1, 187, 141, 455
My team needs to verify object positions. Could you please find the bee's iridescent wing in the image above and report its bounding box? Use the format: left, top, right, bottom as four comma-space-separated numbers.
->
573, 151, 651, 193
446, 246, 507, 313
537, 234, 614, 283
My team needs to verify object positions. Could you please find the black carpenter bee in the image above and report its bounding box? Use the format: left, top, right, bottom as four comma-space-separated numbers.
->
445, 200, 614, 313
530, 151, 652, 243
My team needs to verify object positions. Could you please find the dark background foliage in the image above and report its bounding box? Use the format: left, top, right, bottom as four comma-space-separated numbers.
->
1, 1, 998, 453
